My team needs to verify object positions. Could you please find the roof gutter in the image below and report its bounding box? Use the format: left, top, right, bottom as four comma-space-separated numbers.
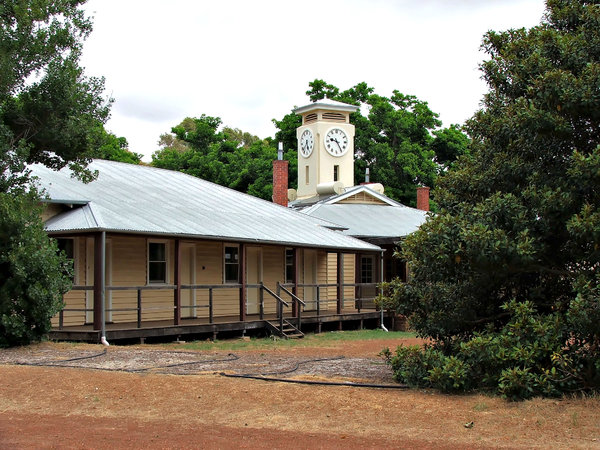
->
45, 229, 382, 253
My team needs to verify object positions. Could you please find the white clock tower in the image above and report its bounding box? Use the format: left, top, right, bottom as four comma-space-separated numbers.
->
293, 100, 359, 199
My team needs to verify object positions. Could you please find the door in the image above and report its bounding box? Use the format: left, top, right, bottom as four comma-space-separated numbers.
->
181, 244, 196, 318
85, 238, 94, 324
303, 249, 317, 310
360, 255, 376, 299
105, 240, 112, 322
246, 247, 262, 315
84, 238, 112, 323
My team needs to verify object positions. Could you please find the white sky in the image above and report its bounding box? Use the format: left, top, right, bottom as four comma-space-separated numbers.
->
80, 0, 546, 161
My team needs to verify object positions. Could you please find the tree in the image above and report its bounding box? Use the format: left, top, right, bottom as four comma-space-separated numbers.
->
0, 189, 71, 347
1, 0, 111, 181
274, 80, 469, 206
382, 0, 600, 398
0, 1, 110, 346
91, 127, 142, 165
152, 115, 278, 200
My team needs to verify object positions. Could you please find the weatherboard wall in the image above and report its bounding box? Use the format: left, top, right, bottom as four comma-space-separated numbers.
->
53, 235, 349, 327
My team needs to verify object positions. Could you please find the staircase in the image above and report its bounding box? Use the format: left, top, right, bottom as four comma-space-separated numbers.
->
265, 319, 304, 339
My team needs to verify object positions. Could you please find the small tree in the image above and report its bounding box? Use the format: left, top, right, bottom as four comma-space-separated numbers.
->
0, 188, 71, 347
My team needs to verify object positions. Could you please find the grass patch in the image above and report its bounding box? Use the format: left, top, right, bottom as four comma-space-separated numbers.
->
472, 402, 489, 412
163, 329, 416, 352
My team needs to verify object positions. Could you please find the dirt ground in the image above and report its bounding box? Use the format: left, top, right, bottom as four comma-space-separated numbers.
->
0, 336, 599, 449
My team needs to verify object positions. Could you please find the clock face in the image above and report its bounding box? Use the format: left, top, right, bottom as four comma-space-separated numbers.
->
324, 127, 349, 157
299, 129, 314, 158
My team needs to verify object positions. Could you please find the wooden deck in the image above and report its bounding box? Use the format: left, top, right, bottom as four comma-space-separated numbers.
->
49, 309, 389, 343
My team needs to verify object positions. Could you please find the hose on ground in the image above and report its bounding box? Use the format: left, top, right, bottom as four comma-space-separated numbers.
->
220, 372, 409, 389
218, 355, 408, 390
13, 350, 239, 373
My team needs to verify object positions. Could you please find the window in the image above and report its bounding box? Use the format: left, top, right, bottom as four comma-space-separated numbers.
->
57, 238, 75, 282
285, 248, 295, 284
305, 166, 310, 185
334, 165, 339, 182
148, 242, 167, 284
224, 245, 239, 283
360, 256, 374, 284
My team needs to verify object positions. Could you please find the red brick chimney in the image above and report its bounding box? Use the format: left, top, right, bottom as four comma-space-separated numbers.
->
416, 186, 430, 211
272, 143, 288, 207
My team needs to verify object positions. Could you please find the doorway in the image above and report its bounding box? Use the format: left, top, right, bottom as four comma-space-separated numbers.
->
303, 249, 317, 310
246, 247, 262, 315
85, 237, 112, 323
181, 243, 196, 318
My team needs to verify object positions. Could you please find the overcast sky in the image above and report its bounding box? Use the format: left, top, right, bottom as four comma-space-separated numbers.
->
80, 0, 547, 161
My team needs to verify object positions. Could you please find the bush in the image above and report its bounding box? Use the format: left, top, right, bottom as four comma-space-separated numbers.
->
0, 191, 71, 347
383, 300, 597, 400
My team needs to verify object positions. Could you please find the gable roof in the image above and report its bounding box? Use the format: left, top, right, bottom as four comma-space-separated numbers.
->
298, 185, 428, 241
30, 160, 380, 252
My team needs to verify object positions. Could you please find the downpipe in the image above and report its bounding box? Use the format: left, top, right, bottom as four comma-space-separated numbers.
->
100, 231, 110, 347
380, 250, 387, 332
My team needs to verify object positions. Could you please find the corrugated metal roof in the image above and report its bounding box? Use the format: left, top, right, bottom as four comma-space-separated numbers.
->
31, 160, 380, 252
302, 203, 427, 238
299, 186, 428, 239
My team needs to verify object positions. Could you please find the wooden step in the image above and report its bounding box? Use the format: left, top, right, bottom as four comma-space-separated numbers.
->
265, 320, 304, 339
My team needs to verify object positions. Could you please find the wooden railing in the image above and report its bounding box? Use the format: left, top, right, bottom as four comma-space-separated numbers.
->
58, 281, 378, 330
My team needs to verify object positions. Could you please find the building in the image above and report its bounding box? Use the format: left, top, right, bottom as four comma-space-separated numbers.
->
272, 100, 429, 297
33, 160, 384, 343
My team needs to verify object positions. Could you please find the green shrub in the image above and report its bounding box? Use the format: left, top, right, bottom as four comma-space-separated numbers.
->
0, 191, 71, 347
383, 300, 598, 400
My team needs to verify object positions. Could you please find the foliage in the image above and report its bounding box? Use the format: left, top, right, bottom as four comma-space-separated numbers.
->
91, 127, 142, 165
382, 0, 600, 398
0, 1, 111, 346
273, 80, 470, 206
382, 300, 599, 400
151, 115, 278, 200
0, 0, 111, 183
0, 189, 71, 347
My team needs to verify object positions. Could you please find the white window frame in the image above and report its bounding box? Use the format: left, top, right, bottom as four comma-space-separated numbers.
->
147, 239, 169, 285
223, 244, 240, 284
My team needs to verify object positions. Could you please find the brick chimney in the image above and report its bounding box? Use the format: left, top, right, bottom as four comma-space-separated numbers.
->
272, 142, 289, 207
416, 186, 430, 211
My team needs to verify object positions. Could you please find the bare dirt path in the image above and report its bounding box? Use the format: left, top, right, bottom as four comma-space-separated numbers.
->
0, 337, 599, 449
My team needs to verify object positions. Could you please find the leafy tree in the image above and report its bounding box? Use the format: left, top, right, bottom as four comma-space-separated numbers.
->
0, 189, 71, 347
0, 0, 111, 181
274, 80, 469, 206
152, 115, 278, 200
272, 113, 300, 190
382, 0, 600, 398
0, 1, 110, 345
91, 127, 142, 165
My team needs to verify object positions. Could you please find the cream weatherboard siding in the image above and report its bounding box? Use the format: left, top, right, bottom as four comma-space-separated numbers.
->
52, 236, 323, 326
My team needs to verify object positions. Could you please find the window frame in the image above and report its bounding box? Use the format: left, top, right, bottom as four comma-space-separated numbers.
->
285, 248, 295, 284
147, 240, 169, 285
223, 244, 240, 284
360, 255, 374, 284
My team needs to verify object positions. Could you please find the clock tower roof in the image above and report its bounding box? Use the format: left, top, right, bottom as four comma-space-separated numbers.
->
293, 99, 359, 115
